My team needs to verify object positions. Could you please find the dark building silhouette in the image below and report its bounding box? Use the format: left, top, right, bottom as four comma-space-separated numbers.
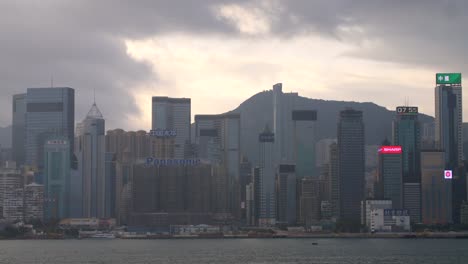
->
435, 80, 465, 224
338, 109, 365, 225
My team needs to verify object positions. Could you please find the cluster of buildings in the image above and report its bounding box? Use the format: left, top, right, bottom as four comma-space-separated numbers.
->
0, 73, 467, 234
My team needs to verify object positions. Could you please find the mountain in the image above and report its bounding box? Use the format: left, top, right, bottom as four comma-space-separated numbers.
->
0, 125, 12, 148
226, 90, 433, 165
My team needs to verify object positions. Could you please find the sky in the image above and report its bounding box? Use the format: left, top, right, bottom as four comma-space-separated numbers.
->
1, 0, 467, 130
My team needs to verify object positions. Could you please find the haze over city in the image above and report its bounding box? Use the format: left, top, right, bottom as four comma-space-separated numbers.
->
1, 1, 468, 130
2, 1, 468, 263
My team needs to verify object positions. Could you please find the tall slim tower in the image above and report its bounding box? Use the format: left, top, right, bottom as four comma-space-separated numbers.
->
152, 97, 191, 159
76, 103, 106, 218
393, 106, 422, 222
258, 125, 276, 226
434, 73, 464, 223
44, 138, 70, 220
273, 83, 298, 164
378, 146, 403, 209
435, 73, 463, 167
338, 109, 365, 224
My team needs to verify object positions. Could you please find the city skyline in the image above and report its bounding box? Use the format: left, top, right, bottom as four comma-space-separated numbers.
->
2, 1, 468, 131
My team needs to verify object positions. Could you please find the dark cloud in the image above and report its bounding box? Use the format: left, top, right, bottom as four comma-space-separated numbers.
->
1, 0, 467, 129
268, 0, 468, 70
0, 0, 245, 129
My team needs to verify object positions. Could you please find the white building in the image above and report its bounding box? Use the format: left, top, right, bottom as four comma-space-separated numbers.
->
370, 208, 411, 232
24, 183, 44, 221
361, 199, 392, 228
3, 188, 24, 222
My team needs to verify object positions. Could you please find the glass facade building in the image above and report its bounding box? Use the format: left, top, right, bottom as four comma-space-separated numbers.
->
44, 138, 70, 219
152, 97, 191, 159
338, 109, 365, 223
25, 87, 75, 170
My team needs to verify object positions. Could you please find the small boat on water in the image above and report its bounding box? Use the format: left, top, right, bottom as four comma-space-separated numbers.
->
79, 230, 116, 239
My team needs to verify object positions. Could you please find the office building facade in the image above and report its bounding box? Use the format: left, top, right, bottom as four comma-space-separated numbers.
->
75, 103, 106, 218
338, 109, 365, 223
152, 97, 191, 159
258, 126, 276, 226
292, 110, 318, 178
195, 113, 241, 218
25, 87, 75, 169
276, 164, 296, 225
44, 138, 70, 219
378, 146, 403, 209
421, 150, 452, 224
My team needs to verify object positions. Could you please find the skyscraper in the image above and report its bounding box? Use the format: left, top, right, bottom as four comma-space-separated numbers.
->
25, 87, 75, 169
434, 73, 465, 224
393, 106, 421, 222
292, 110, 317, 178
435, 74, 463, 167
421, 150, 452, 224
393, 106, 421, 183
195, 113, 241, 218
378, 146, 403, 209
44, 138, 70, 219
276, 164, 296, 225
75, 103, 106, 218
12, 93, 26, 166
152, 97, 191, 159
273, 83, 298, 164
338, 109, 365, 225
258, 125, 276, 226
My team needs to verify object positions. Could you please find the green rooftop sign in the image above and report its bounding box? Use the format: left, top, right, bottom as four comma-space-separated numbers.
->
436, 73, 461, 84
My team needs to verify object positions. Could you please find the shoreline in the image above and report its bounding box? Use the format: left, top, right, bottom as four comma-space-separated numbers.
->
3, 232, 468, 240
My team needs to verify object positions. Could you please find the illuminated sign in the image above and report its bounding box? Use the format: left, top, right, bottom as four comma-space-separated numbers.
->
378, 146, 402, 154
149, 129, 177, 137
146, 157, 200, 166
444, 170, 453, 179
436, 73, 461, 85
396, 106, 418, 115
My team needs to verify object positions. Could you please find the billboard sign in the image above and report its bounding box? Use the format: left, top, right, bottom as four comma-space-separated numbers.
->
384, 209, 409, 217
149, 129, 177, 137
436, 73, 461, 85
378, 146, 402, 154
146, 157, 201, 166
444, 170, 453, 179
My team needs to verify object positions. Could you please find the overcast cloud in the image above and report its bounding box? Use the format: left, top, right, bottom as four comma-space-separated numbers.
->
1, 0, 467, 130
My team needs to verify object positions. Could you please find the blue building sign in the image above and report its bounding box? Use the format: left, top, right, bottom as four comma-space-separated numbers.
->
384, 209, 409, 216
149, 129, 177, 137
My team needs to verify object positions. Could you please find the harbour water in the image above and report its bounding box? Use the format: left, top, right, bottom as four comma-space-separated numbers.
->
0, 238, 467, 264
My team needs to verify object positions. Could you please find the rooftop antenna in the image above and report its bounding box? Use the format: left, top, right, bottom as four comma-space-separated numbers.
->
51, 75, 54, 88
93, 88, 96, 104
